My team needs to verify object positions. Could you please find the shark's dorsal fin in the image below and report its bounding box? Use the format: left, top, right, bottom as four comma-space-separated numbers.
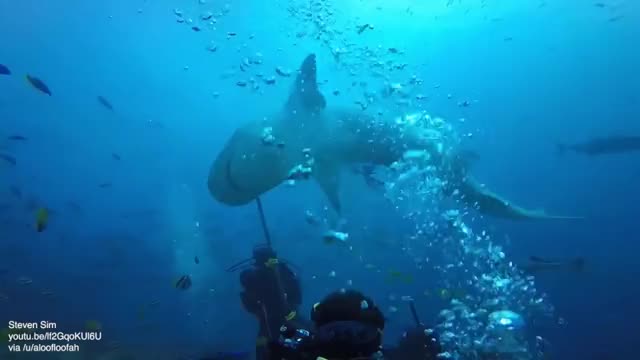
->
286, 53, 326, 113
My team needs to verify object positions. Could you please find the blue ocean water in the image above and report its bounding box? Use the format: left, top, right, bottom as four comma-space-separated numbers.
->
1, 0, 638, 359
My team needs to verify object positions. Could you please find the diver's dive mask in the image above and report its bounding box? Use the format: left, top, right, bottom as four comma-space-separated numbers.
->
274, 321, 382, 360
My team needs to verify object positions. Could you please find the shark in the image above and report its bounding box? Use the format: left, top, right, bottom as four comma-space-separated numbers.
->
521, 256, 586, 274
208, 54, 579, 220
556, 135, 640, 156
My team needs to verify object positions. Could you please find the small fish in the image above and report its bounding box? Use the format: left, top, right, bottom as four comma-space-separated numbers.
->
275, 67, 291, 77
175, 275, 192, 290
17, 276, 33, 285
357, 23, 373, 34
97, 96, 114, 111
85, 320, 102, 331
0, 153, 16, 165
264, 258, 279, 268
0, 64, 10, 75
194, 256, 200, 264
40, 290, 55, 297
111, 153, 121, 160
284, 310, 296, 321
25, 74, 52, 96
608, 15, 623, 22
388, 270, 413, 284
522, 256, 585, 273
437, 287, 466, 301
98, 182, 112, 188
7, 135, 27, 141
35, 208, 49, 232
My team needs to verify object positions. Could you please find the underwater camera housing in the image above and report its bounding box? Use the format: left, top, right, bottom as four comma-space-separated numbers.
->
268, 290, 385, 360
269, 321, 383, 360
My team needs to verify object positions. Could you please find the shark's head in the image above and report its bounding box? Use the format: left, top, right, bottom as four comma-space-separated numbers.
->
208, 54, 327, 207
207, 127, 287, 206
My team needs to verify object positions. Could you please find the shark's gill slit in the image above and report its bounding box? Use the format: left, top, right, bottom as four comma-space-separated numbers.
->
224, 153, 244, 193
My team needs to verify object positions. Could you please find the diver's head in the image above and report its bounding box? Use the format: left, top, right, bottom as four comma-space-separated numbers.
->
252, 244, 276, 266
309, 289, 385, 359
312, 290, 385, 329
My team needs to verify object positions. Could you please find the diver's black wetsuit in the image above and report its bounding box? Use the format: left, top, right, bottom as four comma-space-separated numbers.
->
239, 247, 303, 360
266, 289, 446, 360
384, 325, 442, 360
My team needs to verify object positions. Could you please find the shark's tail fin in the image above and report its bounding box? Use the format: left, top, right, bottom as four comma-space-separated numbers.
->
529, 209, 585, 220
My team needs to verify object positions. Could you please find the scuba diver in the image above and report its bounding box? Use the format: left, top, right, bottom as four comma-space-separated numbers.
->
222, 197, 310, 359
267, 289, 385, 359
227, 243, 305, 360
221, 198, 441, 359
384, 299, 442, 360
268, 289, 442, 360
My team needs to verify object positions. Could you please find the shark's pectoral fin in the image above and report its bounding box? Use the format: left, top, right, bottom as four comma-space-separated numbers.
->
287, 54, 326, 113
314, 161, 342, 213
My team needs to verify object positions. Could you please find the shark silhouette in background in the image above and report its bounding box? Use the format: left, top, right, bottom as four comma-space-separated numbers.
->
207, 54, 580, 221
557, 135, 640, 156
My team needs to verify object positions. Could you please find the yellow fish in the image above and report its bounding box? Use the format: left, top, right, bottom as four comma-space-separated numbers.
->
265, 258, 279, 268
85, 320, 102, 331
438, 288, 465, 301
285, 311, 296, 321
256, 336, 268, 346
439, 288, 451, 300
388, 270, 413, 284
35, 207, 49, 232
